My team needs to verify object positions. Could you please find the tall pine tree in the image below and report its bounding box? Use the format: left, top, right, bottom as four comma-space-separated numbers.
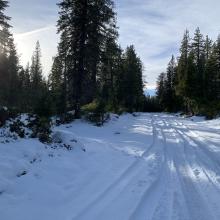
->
121, 45, 144, 112
57, 0, 116, 118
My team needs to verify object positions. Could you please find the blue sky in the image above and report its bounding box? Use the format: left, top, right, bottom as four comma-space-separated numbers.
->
6, 0, 220, 88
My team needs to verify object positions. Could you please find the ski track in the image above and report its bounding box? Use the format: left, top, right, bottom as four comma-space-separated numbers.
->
82, 115, 220, 220
1, 113, 220, 220
72, 114, 220, 220
72, 116, 166, 220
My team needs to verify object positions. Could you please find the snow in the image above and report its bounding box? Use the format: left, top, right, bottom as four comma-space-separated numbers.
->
1, 113, 220, 220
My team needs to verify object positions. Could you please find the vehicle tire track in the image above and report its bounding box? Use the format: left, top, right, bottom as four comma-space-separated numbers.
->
169, 118, 218, 220
71, 117, 165, 220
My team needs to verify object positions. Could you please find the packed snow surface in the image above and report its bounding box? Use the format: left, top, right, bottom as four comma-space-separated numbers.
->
1, 113, 220, 220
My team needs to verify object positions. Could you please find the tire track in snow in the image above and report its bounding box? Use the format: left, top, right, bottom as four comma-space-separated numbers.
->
175, 120, 220, 170
127, 120, 169, 220
71, 116, 166, 220
149, 119, 190, 220
64, 116, 154, 205
176, 128, 220, 219
168, 118, 218, 219
174, 120, 220, 187
71, 114, 220, 220
145, 117, 215, 220
175, 123, 220, 190
171, 120, 220, 219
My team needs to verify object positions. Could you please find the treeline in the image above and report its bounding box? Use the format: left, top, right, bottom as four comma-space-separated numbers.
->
157, 28, 220, 118
0, 1, 50, 117
0, 0, 146, 120
49, 0, 145, 118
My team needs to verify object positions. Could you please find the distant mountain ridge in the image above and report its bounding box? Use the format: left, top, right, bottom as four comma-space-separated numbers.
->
144, 89, 156, 97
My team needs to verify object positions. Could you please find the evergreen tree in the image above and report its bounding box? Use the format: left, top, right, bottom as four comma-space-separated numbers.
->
0, 1, 10, 27
184, 51, 197, 113
156, 72, 166, 109
175, 29, 199, 113
0, 1, 20, 109
205, 35, 213, 61
98, 35, 122, 111
18, 64, 31, 112
85, 0, 117, 103
156, 56, 181, 112
30, 41, 43, 88
30, 41, 49, 114
121, 45, 144, 112
163, 55, 177, 111
49, 56, 66, 114
191, 27, 206, 101
176, 30, 190, 99
57, 0, 116, 118
203, 38, 220, 117
206, 38, 220, 100
0, 0, 10, 106
7, 37, 19, 107
0, 1, 11, 55
158, 28, 220, 117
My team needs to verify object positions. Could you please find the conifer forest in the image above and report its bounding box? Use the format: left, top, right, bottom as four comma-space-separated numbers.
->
1, 1, 220, 220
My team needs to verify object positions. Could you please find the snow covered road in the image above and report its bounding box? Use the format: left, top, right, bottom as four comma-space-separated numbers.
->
1, 113, 220, 220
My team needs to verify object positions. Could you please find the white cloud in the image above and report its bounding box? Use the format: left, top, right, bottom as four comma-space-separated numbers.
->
9, 0, 220, 88
15, 26, 55, 38
116, 0, 220, 88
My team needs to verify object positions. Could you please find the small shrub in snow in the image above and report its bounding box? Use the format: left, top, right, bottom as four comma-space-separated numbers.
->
9, 120, 25, 138
28, 116, 52, 143
82, 101, 110, 126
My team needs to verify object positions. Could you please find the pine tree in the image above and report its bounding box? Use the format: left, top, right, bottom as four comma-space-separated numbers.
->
57, 0, 116, 118
204, 35, 214, 100
7, 37, 19, 107
156, 56, 181, 112
156, 72, 166, 109
176, 30, 190, 99
163, 55, 177, 111
121, 45, 144, 112
175, 29, 199, 113
0, 0, 10, 106
204, 35, 213, 61
0, 1, 20, 109
49, 56, 66, 114
0, 1, 10, 55
18, 64, 31, 112
0, 1, 10, 27
184, 51, 197, 113
203, 38, 220, 117
206, 38, 220, 100
98, 33, 122, 111
30, 41, 48, 114
85, 0, 117, 103
30, 41, 43, 88
160, 28, 220, 116
191, 27, 206, 101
